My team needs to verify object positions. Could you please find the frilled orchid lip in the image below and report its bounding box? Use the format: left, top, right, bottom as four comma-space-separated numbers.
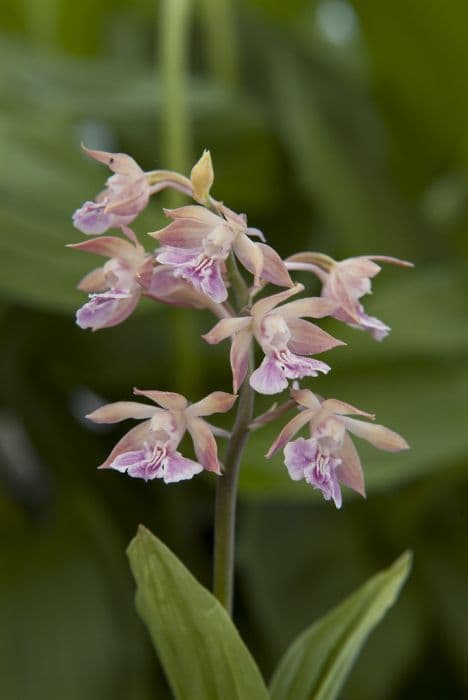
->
86, 388, 237, 480
284, 437, 343, 508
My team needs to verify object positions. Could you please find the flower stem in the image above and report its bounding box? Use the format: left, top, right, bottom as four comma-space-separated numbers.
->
213, 352, 254, 614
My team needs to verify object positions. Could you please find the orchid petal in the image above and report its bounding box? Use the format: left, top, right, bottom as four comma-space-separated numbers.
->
250, 355, 289, 395
202, 316, 252, 345
163, 452, 204, 483
87, 401, 156, 424
335, 434, 366, 497
286, 318, 345, 355
68, 237, 135, 259
188, 392, 237, 417
255, 243, 293, 287
82, 145, 143, 176
265, 408, 315, 457
133, 388, 188, 410
342, 417, 409, 452
147, 265, 209, 310
277, 297, 337, 320
186, 416, 221, 473
251, 283, 304, 318
76, 292, 139, 330
230, 328, 252, 393
164, 205, 221, 225
97, 420, 151, 469
290, 387, 321, 410
233, 233, 264, 287
320, 399, 374, 419
149, 221, 208, 248
77, 267, 107, 292
72, 201, 113, 235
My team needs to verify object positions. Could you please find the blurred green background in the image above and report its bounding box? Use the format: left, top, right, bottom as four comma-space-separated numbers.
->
1, 0, 468, 698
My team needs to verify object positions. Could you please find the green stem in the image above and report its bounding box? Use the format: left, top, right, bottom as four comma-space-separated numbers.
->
159, 0, 193, 207
198, 0, 239, 89
213, 352, 254, 614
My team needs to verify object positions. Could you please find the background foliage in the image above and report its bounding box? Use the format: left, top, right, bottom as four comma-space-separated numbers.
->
1, 0, 467, 697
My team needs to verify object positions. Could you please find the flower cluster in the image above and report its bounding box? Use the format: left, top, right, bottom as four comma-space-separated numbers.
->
71, 146, 411, 506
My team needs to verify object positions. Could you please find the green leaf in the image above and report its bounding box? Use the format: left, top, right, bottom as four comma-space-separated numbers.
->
269, 551, 412, 700
127, 525, 270, 700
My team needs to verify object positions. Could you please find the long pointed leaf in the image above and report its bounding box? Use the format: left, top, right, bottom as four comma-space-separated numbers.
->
270, 551, 412, 700
127, 525, 269, 700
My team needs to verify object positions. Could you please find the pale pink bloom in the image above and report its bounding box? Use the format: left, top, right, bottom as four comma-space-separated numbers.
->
87, 389, 237, 482
266, 388, 409, 507
149, 204, 293, 303
286, 254, 413, 341
203, 284, 343, 395
73, 147, 151, 234
69, 226, 153, 330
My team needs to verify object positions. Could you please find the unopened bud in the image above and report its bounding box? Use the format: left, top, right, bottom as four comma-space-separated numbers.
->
191, 150, 214, 203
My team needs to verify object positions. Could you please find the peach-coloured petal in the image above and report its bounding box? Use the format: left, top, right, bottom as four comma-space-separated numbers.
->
82, 145, 143, 176
265, 408, 315, 457
77, 267, 107, 292
286, 318, 345, 355
68, 237, 135, 259
342, 417, 409, 452
97, 421, 151, 469
277, 297, 337, 320
233, 232, 264, 287
320, 399, 374, 419
188, 392, 237, 417
290, 387, 321, 410
87, 401, 156, 424
186, 416, 221, 473
230, 327, 252, 393
255, 243, 293, 287
164, 205, 221, 225
251, 283, 304, 319
335, 434, 365, 498
149, 221, 207, 248
133, 388, 188, 410
202, 316, 252, 345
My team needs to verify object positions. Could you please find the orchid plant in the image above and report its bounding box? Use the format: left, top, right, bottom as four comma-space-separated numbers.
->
69, 146, 414, 699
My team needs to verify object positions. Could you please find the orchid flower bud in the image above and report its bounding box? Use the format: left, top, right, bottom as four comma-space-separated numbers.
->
190, 150, 214, 204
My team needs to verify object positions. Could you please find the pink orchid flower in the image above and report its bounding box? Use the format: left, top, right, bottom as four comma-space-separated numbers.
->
87, 389, 237, 482
266, 388, 409, 508
69, 226, 153, 330
149, 204, 293, 303
286, 253, 413, 341
73, 147, 151, 234
202, 284, 344, 395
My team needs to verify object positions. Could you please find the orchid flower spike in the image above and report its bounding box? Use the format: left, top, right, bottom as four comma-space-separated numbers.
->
203, 284, 344, 395
149, 204, 293, 304
286, 253, 413, 341
87, 389, 237, 482
69, 226, 153, 330
73, 146, 151, 234
266, 387, 409, 508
